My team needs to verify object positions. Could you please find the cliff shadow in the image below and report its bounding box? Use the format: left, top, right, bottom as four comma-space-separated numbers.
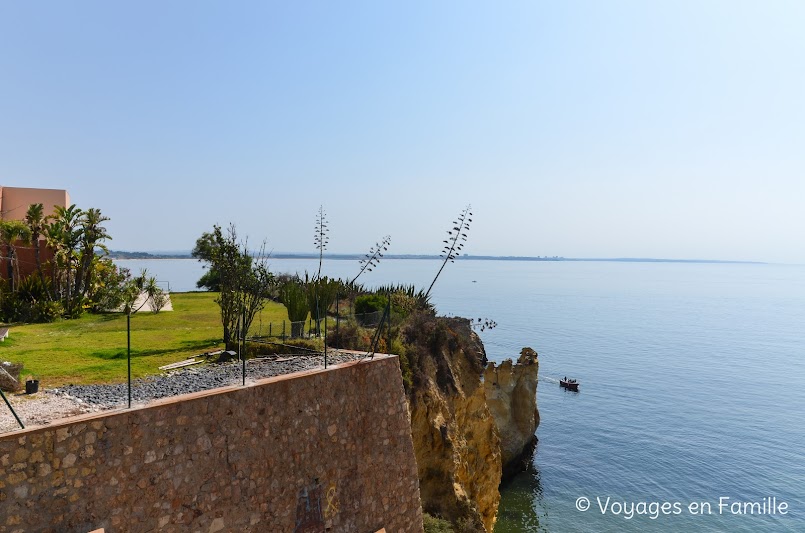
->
496, 445, 546, 533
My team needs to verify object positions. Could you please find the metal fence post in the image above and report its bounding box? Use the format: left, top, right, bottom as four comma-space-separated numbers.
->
387, 295, 392, 354
127, 311, 132, 409
0, 388, 24, 429
282, 320, 286, 342
242, 305, 247, 386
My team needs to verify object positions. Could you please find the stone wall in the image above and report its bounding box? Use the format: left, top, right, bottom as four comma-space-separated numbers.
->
0, 356, 423, 533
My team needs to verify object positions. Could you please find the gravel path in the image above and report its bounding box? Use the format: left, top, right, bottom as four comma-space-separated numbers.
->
1, 351, 371, 433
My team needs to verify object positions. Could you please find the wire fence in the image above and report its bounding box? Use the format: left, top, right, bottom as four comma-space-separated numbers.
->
249, 310, 387, 341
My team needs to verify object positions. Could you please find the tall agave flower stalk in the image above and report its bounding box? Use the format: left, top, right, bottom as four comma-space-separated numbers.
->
312, 206, 330, 338
425, 205, 472, 298
313, 205, 329, 280
351, 235, 391, 284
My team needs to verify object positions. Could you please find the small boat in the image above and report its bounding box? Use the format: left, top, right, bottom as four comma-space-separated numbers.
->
560, 378, 579, 391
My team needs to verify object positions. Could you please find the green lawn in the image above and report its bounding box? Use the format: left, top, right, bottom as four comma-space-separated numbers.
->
0, 292, 292, 387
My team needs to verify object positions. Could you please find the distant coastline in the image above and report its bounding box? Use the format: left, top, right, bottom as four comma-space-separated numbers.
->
108, 250, 765, 265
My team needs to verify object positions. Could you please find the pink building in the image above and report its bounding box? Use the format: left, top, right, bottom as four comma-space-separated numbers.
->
0, 186, 70, 222
0, 186, 71, 281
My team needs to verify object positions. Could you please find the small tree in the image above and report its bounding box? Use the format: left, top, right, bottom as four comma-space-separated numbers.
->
216, 228, 249, 345
192, 230, 222, 291
193, 224, 274, 346
238, 242, 273, 336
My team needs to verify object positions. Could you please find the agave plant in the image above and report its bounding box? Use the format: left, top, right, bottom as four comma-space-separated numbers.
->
305, 273, 341, 335
279, 278, 310, 338
372, 283, 434, 318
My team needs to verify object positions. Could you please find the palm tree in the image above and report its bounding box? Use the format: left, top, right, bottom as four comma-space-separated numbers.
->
46, 204, 84, 314
0, 220, 32, 292
24, 203, 46, 284
77, 208, 111, 299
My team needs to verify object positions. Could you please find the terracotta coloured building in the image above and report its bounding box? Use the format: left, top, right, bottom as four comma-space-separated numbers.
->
0, 186, 70, 281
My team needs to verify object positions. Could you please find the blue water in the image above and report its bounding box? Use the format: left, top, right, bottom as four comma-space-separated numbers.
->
116, 258, 805, 532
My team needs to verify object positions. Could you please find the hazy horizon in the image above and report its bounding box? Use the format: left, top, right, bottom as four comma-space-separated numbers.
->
2, 1, 803, 263
112, 249, 779, 265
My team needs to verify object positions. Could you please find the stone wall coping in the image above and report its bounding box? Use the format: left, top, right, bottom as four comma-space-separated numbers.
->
0, 353, 397, 440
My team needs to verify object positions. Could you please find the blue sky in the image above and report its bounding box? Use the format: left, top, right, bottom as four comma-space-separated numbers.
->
1, 1, 803, 262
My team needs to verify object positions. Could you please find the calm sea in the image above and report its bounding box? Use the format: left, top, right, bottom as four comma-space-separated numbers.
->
116, 258, 805, 532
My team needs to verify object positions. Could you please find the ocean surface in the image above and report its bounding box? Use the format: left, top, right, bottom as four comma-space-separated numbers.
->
116, 258, 805, 532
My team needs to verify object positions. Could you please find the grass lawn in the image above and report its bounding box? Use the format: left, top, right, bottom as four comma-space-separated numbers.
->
0, 292, 292, 387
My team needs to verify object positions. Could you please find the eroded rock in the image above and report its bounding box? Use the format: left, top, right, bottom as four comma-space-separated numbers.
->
484, 347, 540, 481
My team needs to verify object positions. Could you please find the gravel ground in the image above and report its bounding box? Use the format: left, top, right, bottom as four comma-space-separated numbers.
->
0, 391, 94, 433
0, 351, 371, 433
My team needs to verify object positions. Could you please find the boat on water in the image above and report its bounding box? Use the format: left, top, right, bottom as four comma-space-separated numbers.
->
560, 378, 579, 391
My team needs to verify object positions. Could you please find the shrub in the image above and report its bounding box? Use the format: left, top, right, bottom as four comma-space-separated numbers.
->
399, 351, 413, 391
375, 283, 434, 316
354, 293, 388, 315
149, 290, 170, 314
1, 275, 63, 323
328, 320, 373, 351
29, 300, 63, 323
89, 260, 132, 312
423, 513, 454, 533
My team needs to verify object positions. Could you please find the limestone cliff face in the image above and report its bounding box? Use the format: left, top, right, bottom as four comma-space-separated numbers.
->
484, 348, 540, 480
402, 316, 539, 532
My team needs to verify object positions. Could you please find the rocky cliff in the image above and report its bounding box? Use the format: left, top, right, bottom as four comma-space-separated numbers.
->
484, 347, 540, 481
401, 315, 539, 532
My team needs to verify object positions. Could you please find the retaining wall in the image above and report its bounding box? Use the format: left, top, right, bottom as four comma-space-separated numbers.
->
0, 356, 423, 532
